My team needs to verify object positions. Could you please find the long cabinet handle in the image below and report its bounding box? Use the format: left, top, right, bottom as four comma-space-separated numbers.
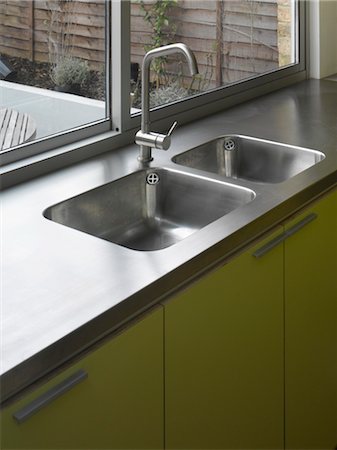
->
13, 369, 88, 424
285, 212, 318, 238
253, 213, 318, 259
253, 231, 288, 258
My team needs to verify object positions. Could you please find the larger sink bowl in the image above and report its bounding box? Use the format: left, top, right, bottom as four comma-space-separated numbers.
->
44, 168, 255, 251
172, 135, 325, 184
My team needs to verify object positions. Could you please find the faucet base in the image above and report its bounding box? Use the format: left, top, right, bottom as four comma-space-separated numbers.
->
138, 145, 153, 163
137, 155, 153, 163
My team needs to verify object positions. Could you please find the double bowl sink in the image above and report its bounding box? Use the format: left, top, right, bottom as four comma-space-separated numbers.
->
44, 135, 325, 251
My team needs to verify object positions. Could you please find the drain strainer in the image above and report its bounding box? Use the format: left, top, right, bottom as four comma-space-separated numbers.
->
224, 138, 236, 151
146, 172, 160, 185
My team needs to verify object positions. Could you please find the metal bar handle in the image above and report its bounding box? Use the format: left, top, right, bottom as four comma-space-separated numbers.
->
285, 213, 318, 238
253, 213, 318, 259
253, 231, 288, 258
13, 369, 88, 424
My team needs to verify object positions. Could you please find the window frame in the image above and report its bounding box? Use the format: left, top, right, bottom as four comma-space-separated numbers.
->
124, 0, 306, 131
1, 0, 307, 185
0, 0, 113, 166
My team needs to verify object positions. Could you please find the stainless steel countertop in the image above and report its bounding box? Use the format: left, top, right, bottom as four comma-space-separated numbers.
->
1, 79, 337, 403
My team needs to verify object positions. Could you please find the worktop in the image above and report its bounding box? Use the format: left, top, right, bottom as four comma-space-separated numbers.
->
1, 79, 337, 403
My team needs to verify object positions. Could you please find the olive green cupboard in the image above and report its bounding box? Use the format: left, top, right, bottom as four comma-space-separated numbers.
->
164, 227, 285, 449
1, 189, 336, 450
284, 190, 337, 449
165, 188, 337, 450
1, 307, 164, 450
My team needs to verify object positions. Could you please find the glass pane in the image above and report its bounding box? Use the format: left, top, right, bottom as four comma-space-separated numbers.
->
0, 0, 107, 151
130, 0, 297, 111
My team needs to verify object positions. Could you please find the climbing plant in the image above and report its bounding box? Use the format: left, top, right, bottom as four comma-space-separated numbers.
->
139, 0, 177, 88
134, 0, 212, 108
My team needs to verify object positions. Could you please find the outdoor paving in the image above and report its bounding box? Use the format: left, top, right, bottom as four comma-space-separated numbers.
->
0, 80, 106, 142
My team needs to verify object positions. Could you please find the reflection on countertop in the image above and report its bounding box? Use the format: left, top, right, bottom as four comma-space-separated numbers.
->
1, 79, 337, 403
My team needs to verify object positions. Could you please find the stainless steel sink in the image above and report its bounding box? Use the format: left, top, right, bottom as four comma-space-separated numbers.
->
44, 168, 255, 251
172, 135, 325, 184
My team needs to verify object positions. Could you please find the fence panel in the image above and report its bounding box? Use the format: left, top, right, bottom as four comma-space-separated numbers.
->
130, 0, 280, 88
1, 0, 290, 85
0, 0, 105, 68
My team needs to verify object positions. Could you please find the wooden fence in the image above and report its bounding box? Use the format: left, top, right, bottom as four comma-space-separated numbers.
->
131, 0, 283, 87
0, 0, 291, 84
0, 0, 106, 68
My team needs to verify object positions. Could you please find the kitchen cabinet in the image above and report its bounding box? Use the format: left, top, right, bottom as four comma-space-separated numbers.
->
284, 189, 337, 450
1, 306, 164, 450
164, 228, 285, 449
164, 188, 337, 450
2, 188, 336, 450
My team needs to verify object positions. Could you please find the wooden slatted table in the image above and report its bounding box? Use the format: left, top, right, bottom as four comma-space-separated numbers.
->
0, 108, 37, 151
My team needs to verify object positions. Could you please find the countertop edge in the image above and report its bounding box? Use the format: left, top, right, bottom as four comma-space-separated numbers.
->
2, 79, 337, 405
2, 173, 336, 406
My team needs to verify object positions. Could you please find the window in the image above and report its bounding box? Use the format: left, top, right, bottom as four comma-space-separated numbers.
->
0, 0, 304, 170
130, 0, 299, 110
0, 0, 110, 163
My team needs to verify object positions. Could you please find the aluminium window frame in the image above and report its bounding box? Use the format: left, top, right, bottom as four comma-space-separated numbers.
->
0, 0, 113, 166
1, 0, 307, 188
123, 0, 306, 132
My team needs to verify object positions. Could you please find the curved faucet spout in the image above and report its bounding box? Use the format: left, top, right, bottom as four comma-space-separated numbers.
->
141, 43, 198, 134
136, 43, 199, 163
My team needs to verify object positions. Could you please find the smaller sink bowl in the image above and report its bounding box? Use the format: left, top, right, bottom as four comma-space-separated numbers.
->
172, 135, 325, 184
44, 168, 255, 251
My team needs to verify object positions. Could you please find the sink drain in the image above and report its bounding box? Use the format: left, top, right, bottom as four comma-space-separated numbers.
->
146, 172, 160, 185
224, 137, 236, 151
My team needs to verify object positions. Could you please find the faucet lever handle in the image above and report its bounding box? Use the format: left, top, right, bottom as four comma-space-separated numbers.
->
167, 121, 178, 137
153, 121, 178, 151
135, 121, 178, 152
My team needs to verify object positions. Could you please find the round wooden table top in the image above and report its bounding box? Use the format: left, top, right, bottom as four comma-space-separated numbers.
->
0, 108, 37, 151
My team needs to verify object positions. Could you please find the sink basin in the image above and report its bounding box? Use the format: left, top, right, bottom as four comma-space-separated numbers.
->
172, 135, 325, 184
44, 168, 255, 251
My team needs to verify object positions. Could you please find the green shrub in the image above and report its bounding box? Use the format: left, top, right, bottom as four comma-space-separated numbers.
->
149, 81, 189, 108
51, 56, 89, 87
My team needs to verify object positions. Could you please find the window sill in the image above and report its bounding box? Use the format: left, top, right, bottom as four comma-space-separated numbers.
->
0, 129, 124, 189
1, 69, 307, 190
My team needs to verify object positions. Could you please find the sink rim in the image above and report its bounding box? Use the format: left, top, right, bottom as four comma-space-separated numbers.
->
43, 165, 257, 218
172, 134, 326, 184
43, 166, 256, 252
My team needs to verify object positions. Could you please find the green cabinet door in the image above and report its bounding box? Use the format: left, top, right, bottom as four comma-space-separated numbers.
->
1, 306, 164, 450
285, 189, 337, 450
165, 229, 284, 449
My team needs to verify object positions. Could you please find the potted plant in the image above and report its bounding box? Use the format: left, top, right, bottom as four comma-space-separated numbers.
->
51, 56, 89, 94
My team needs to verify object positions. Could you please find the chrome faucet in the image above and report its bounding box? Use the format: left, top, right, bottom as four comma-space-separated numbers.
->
135, 43, 198, 163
